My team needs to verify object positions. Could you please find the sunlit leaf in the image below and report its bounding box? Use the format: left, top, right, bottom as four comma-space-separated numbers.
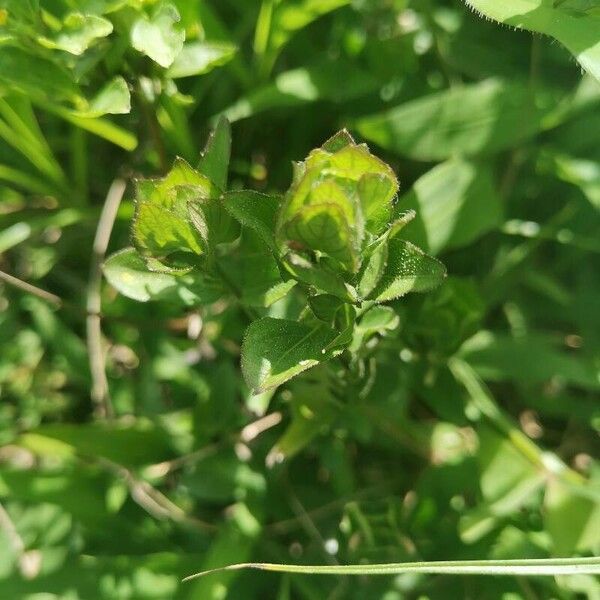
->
37, 12, 113, 55
356, 79, 555, 160
241, 318, 343, 393
368, 239, 446, 303
103, 247, 223, 304
131, 2, 185, 68
400, 159, 503, 255
167, 41, 236, 78
85, 76, 131, 116
223, 190, 280, 251
464, 0, 600, 82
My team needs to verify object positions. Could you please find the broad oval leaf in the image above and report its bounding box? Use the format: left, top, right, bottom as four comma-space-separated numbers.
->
103, 247, 223, 304
241, 318, 343, 393
464, 0, 600, 83
132, 157, 219, 264
284, 202, 357, 270
355, 79, 555, 161
131, 2, 185, 68
400, 159, 503, 255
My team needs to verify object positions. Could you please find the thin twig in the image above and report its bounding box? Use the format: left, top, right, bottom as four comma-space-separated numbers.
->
146, 412, 283, 478
95, 457, 216, 532
86, 179, 126, 420
0, 269, 62, 307
264, 485, 389, 535
240, 411, 282, 443
0, 271, 190, 329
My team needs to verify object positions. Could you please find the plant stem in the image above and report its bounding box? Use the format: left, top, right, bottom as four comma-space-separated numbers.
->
0, 269, 62, 307
86, 178, 126, 420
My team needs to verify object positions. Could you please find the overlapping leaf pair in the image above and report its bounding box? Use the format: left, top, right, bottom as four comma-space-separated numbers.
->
104, 123, 446, 394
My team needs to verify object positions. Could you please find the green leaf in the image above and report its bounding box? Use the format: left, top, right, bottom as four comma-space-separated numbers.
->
328, 144, 398, 236
241, 318, 342, 393
265, 369, 339, 466
85, 76, 131, 116
355, 79, 555, 161
308, 294, 344, 324
183, 452, 266, 503
358, 173, 397, 236
356, 305, 399, 334
548, 152, 600, 209
0, 47, 77, 102
188, 198, 240, 252
219, 60, 378, 122
103, 247, 223, 304
37, 12, 113, 55
321, 129, 355, 153
41, 102, 138, 150
368, 239, 446, 303
459, 425, 543, 543
218, 233, 295, 308
400, 159, 503, 255
132, 158, 219, 263
104, 247, 180, 301
459, 331, 600, 390
186, 503, 262, 599
464, 0, 600, 82
198, 116, 231, 191
277, 139, 398, 271
357, 235, 389, 299
134, 188, 205, 259
545, 478, 600, 554
184, 556, 600, 581
268, 0, 350, 55
19, 422, 175, 467
131, 2, 185, 68
255, 0, 351, 73
222, 190, 280, 251
167, 41, 236, 78
283, 201, 358, 271
283, 253, 358, 302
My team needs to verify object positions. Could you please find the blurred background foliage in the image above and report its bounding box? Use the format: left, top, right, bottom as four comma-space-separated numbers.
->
0, 0, 599, 598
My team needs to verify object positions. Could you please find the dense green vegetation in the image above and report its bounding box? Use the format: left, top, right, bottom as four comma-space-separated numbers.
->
0, 0, 599, 598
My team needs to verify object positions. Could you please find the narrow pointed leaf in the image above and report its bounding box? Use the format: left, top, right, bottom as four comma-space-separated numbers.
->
369, 239, 446, 303
198, 117, 231, 190
184, 556, 600, 581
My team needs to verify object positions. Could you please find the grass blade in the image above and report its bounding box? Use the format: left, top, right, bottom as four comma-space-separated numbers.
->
183, 556, 600, 582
